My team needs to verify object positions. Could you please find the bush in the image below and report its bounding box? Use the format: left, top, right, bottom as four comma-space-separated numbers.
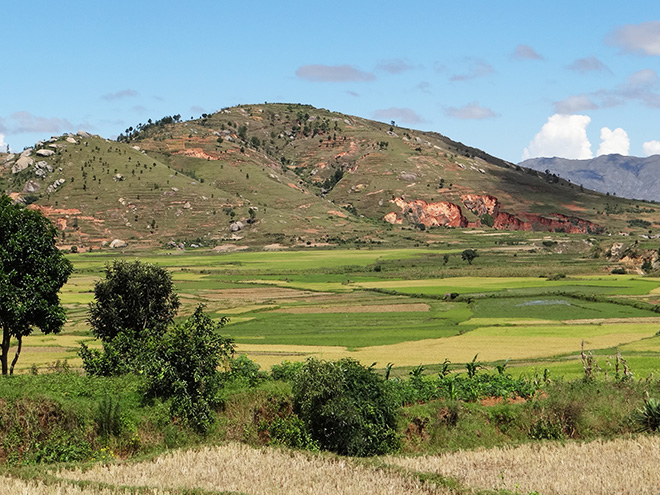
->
292, 358, 400, 456
144, 306, 234, 434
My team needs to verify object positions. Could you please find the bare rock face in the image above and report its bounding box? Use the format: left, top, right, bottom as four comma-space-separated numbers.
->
461, 194, 500, 216
12, 156, 33, 174
386, 198, 468, 227
109, 239, 127, 249
230, 221, 245, 232
493, 211, 531, 231
77, 130, 91, 137
36, 149, 55, 157
526, 213, 604, 234
23, 179, 41, 193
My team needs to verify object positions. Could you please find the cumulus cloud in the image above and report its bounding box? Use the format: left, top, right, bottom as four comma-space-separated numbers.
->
567, 56, 612, 74
512, 44, 544, 61
608, 21, 660, 55
522, 114, 593, 160
553, 94, 599, 114
0, 133, 7, 152
445, 102, 498, 120
101, 89, 138, 101
371, 107, 423, 125
10, 111, 74, 134
597, 127, 630, 156
450, 59, 495, 82
643, 140, 660, 156
295, 64, 375, 82
376, 58, 415, 74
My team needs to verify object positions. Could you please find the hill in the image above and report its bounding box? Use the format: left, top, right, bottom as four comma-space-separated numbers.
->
520, 154, 660, 202
1, 103, 659, 250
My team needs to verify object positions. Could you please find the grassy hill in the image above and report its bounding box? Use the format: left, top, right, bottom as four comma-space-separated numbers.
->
1, 103, 658, 250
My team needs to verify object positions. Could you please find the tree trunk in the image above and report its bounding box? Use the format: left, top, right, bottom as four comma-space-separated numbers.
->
1, 325, 10, 376
9, 335, 22, 375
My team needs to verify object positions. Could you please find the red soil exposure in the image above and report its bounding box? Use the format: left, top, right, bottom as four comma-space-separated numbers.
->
385, 195, 602, 233
175, 148, 219, 160
387, 198, 468, 227
461, 194, 500, 216
526, 213, 604, 234
494, 211, 532, 231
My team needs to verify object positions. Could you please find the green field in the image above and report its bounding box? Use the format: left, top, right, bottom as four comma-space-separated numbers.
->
11, 240, 660, 381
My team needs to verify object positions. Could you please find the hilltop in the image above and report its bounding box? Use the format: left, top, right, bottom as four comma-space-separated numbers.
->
1, 103, 658, 250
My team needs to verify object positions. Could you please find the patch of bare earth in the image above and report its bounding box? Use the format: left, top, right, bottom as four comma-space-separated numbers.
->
59, 443, 446, 495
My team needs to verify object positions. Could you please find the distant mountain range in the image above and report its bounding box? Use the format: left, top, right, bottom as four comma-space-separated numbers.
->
519, 155, 660, 202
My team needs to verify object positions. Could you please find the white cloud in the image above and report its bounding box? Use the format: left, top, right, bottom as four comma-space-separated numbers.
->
553, 94, 599, 113
450, 58, 495, 82
567, 56, 611, 74
609, 21, 660, 56
375, 58, 415, 74
101, 89, 138, 101
643, 140, 660, 156
512, 44, 544, 61
445, 102, 498, 120
0, 133, 7, 152
597, 127, 630, 156
295, 64, 375, 82
522, 114, 593, 160
372, 107, 423, 124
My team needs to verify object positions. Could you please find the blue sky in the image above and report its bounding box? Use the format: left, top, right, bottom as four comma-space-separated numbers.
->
2, 1, 659, 162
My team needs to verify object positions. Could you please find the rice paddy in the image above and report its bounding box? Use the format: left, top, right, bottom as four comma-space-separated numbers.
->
12, 244, 660, 379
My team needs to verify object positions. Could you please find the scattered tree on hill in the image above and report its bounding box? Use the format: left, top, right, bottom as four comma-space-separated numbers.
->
0, 195, 73, 375
80, 260, 179, 375
461, 249, 478, 265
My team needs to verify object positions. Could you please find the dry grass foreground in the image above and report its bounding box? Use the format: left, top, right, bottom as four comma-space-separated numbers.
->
58, 443, 447, 495
386, 435, 660, 495
0, 476, 174, 494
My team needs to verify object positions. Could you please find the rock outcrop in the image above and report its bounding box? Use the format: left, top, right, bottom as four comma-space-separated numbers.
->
385, 198, 468, 227
386, 194, 602, 233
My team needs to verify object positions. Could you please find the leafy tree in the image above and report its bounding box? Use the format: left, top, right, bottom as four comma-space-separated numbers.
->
292, 358, 400, 456
461, 249, 478, 265
80, 260, 179, 375
0, 195, 73, 375
144, 306, 234, 433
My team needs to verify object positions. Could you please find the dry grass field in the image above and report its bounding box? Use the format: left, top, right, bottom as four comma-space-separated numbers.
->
386, 435, 660, 495
58, 443, 448, 495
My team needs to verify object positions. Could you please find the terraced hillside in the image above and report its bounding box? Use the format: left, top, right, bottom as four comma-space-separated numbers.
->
1, 103, 658, 249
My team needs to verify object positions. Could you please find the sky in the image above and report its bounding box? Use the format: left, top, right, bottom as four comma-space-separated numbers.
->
1, 1, 659, 163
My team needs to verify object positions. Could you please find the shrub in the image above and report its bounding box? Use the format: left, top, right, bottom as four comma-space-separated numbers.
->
144, 306, 234, 434
632, 398, 660, 433
292, 358, 400, 456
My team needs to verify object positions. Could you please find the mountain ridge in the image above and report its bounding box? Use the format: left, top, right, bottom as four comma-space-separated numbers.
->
520, 154, 660, 202
1, 103, 657, 249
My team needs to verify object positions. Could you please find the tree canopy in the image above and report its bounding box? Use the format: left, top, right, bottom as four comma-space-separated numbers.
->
81, 259, 180, 375
87, 259, 180, 342
0, 195, 73, 375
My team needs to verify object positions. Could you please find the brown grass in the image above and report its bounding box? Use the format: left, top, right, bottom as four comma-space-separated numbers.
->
0, 476, 175, 494
386, 435, 660, 495
59, 443, 448, 495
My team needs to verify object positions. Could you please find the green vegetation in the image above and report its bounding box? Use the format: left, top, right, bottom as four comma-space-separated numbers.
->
292, 358, 399, 456
0, 195, 73, 375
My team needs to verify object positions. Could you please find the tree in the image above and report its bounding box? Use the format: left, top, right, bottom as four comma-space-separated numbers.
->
0, 195, 73, 375
292, 358, 400, 456
80, 260, 179, 375
144, 306, 234, 433
461, 249, 478, 265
